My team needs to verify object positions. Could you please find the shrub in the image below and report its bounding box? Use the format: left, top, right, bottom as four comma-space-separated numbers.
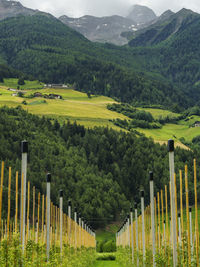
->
102, 240, 116, 253
96, 254, 116, 260
18, 77, 25, 85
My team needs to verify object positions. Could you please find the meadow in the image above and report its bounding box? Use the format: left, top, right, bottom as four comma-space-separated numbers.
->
135, 111, 200, 149
0, 79, 200, 148
0, 80, 128, 130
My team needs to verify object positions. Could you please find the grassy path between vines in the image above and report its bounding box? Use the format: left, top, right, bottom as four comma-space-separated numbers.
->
91, 260, 120, 267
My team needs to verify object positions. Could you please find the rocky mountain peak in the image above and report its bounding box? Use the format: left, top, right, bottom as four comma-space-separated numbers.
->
127, 4, 157, 25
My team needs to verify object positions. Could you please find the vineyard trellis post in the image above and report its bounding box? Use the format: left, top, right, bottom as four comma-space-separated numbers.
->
79, 214, 81, 248
130, 207, 134, 263
59, 190, 63, 254
68, 200, 71, 246
168, 139, 177, 266
46, 173, 51, 261
141, 189, 145, 265
0, 161, 4, 239
15, 171, 18, 233
178, 212, 181, 244
127, 214, 130, 247
189, 207, 193, 253
194, 159, 199, 266
150, 171, 156, 267
20, 140, 28, 252
74, 207, 77, 249
135, 203, 139, 266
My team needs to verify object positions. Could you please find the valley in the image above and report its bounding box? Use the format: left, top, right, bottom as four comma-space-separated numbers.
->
0, 1, 200, 266
0, 79, 199, 149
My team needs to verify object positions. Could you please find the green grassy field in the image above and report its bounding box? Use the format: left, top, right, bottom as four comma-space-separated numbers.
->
137, 107, 180, 119
0, 78, 44, 90
0, 79, 199, 148
96, 223, 120, 243
91, 261, 119, 267
137, 123, 200, 142
136, 107, 200, 148
0, 81, 128, 130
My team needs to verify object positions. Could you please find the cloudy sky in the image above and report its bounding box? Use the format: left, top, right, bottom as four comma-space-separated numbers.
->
18, 0, 200, 17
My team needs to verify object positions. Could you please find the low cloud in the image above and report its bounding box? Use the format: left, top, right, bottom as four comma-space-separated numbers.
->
19, 0, 200, 18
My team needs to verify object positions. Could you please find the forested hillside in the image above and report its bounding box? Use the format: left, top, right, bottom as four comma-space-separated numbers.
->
128, 9, 200, 102
0, 15, 193, 109
0, 106, 198, 227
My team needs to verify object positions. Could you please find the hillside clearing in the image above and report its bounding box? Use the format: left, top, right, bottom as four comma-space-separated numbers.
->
0, 86, 128, 130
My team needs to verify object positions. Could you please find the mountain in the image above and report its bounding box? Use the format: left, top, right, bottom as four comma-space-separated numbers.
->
129, 8, 198, 46
0, 0, 52, 20
121, 9, 175, 41
156, 10, 174, 22
59, 5, 158, 45
59, 15, 137, 45
127, 4, 157, 25
0, 14, 189, 109
126, 8, 200, 103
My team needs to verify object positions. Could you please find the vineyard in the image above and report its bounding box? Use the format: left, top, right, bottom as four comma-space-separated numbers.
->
1, 137, 200, 266
116, 140, 199, 266
0, 141, 96, 266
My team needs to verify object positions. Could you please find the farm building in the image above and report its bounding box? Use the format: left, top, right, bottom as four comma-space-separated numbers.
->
8, 88, 17, 92
44, 84, 68, 89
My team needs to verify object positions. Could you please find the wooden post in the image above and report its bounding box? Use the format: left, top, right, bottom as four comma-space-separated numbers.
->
37, 192, 40, 243
0, 161, 4, 238
141, 190, 145, 264
185, 165, 191, 266
194, 159, 199, 267
7, 167, 11, 239
150, 172, 156, 267
15, 171, 18, 233
154, 197, 157, 248
179, 170, 185, 261
41, 195, 44, 243
157, 191, 160, 250
168, 140, 177, 266
165, 185, 169, 246
33, 186, 35, 241
189, 207, 193, 252
161, 190, 164, 245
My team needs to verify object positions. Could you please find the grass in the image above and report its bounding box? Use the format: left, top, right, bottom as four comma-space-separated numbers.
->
137, 123, 200, 142
96, 230, 116, 243
91, 261, 120, 267
96, 223, 120, 243
0, 83, 128, 130
0, 79, 199, 147
137, 107, 180, 119
135, 107, 200, 148
0, 78, 44, 90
